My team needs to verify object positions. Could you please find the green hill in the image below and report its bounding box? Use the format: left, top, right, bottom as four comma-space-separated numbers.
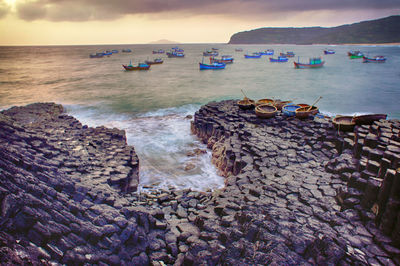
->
228, 16, 400, 44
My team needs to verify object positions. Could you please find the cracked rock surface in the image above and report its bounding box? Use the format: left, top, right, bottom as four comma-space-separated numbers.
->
1, 101, 399, 265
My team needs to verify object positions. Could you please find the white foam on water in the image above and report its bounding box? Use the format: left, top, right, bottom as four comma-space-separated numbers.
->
320, 110, 372, 118
66, 104, 224, 192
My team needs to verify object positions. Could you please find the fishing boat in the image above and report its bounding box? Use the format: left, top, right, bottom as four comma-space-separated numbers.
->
172, 47, 184, 52
211, 48, 219, 51
235, 48, 243, 52
210, 55, 234, 64
350, 54, 364, 59
259, 50, 274, 55
295, 106, 319, 119
255, 104, 277, 119
363, 56, 386, 63
348, 51, 363, 59
294, 57, 324, 69
237, 99, 255, 110
269, 56, 288, 62
199, 62, 226, 70
348, 50, 361, 56
89, 52, 104, 58
352, 114, 387, 125
145, 58, 163, 65
282, 104, 301, 117
122, 49, 132, 53
332, 116, 356, 131
281, 52, 295, 57
167, 51, 185, 58
152, 49, 165, 54
324, 49, 335, 54
103, 51, 113, 56
256, 99, 274, 106
111, 50, 119, 54
203, 51, 218, 56
122, 61, 150, 71
244, 53, 261, 59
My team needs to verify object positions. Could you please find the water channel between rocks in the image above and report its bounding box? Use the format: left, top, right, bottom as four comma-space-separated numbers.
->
66, 104, 225, 192
1, 101, 400, 265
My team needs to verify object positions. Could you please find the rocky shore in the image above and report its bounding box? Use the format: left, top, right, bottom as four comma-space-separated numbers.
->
1, 101, 400, 265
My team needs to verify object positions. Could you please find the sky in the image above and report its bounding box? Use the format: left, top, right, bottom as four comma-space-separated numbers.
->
0, 0, 399, 45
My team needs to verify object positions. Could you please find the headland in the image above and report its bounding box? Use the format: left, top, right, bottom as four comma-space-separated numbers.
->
1, 101, 400, 265
228, 15, 400, 45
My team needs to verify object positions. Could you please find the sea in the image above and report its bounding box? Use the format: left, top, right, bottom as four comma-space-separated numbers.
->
0, 44, 399, 192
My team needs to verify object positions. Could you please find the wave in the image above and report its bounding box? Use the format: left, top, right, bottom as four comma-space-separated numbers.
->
65, 103, 224, 192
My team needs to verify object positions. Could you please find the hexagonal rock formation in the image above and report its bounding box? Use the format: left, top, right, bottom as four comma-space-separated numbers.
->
190, 100, 400, 264
1, 101, 400, 265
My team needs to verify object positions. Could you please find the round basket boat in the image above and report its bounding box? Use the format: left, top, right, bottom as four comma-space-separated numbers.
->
295, 106, 319, 119
255, 104, 277, 119
256, 98, 274, 106
352, 114, 387, 125
297, 103, 310, 108
282, 104, 301, 117
332, 116, 356, 131
274, 100, 292, 110
237, 99, 255, 110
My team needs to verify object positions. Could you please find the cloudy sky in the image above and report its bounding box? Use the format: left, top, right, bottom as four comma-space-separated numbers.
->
0, 0, 399, 45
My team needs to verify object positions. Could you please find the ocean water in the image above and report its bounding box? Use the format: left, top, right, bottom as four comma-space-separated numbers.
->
1, 44, 399, 191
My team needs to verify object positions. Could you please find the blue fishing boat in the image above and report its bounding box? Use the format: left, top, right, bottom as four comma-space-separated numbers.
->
363, 55, 386, 63
282, 104, 301, 117
259, 50, 274, 55
89, 52, 104, 58
122, 61, 150, 71
281, 52, 295, 57
199, 62, 225, 70
111, 50, 119, 53
244, 53, 261, 59
172, 47, 184, 52
145, 58, 163, 65
167, 51, 185, 58
324, 49, 335, 54
152, 49, 165, 54
210, 55, 234, 64
269, 56, 288, 62
122, 49, 132, 53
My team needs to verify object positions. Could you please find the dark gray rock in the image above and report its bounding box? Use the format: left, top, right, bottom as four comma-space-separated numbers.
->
1, 101, 400, 265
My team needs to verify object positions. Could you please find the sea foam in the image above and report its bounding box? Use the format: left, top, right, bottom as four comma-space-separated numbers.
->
66, 104, 224, 192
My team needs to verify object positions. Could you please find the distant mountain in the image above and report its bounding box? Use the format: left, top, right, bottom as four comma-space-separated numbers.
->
148, 39, 180, 44
228, 16, 400, 44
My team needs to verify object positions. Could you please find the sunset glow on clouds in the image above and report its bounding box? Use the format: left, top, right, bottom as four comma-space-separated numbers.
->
0, 0, 399, 45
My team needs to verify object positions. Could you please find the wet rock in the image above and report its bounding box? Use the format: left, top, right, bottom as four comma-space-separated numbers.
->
2, 101, 400, 265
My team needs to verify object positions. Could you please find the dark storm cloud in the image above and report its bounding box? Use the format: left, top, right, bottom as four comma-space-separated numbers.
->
15, 0, 400, 22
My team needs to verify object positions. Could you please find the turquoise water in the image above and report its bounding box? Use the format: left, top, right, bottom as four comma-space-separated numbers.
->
1, 44, 399, 190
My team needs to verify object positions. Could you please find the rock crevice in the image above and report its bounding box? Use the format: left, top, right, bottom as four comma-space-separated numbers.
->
1, 101, 400, 265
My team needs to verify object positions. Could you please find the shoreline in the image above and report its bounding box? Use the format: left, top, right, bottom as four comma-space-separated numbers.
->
1, 101, 400, 264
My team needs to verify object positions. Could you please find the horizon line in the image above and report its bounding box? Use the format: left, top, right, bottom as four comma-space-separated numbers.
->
1, 42, 400, 47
